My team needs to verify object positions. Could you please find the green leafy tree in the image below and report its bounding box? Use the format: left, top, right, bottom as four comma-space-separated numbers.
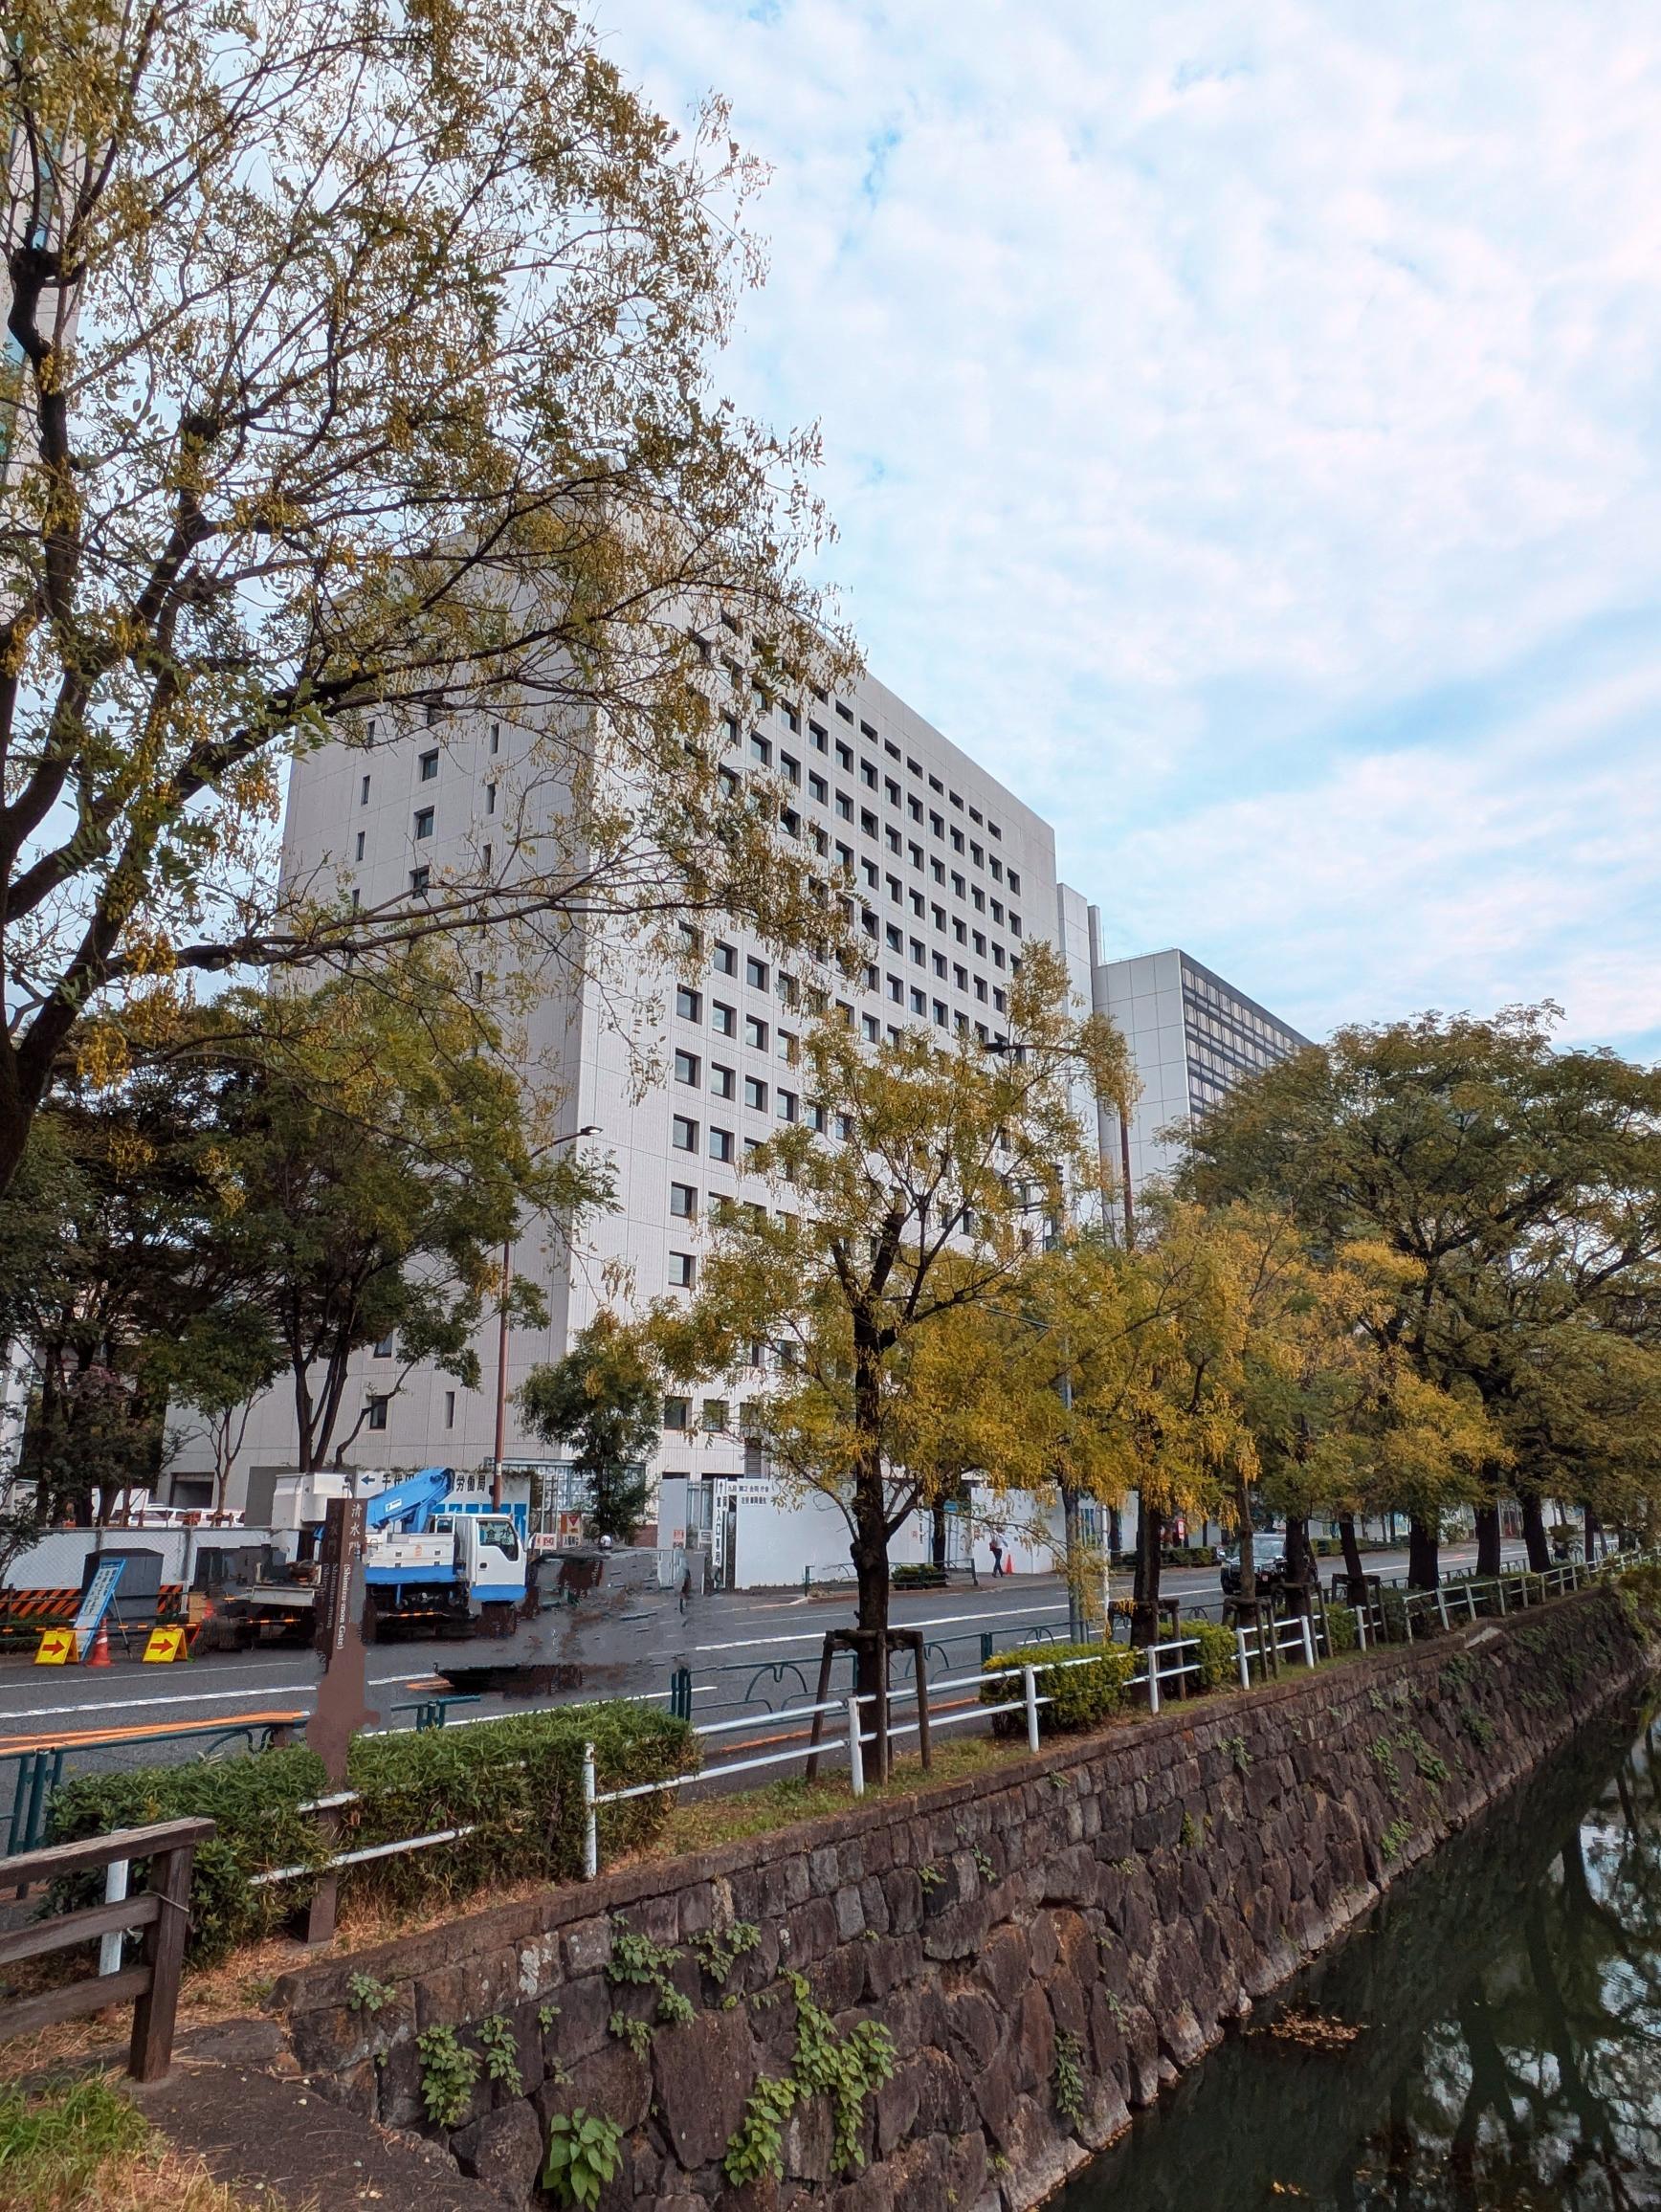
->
649, 943, 1130, 1767
212, 968, 608, 1471
1183, 1008, 1661, 1581
0, 0, 855, 1194
520, 1316, 660, 1543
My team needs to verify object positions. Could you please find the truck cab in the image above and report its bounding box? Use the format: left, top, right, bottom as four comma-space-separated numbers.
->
451, 1513, 526, 1613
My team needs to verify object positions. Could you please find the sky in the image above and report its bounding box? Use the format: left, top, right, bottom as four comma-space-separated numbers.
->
598, 0, 1661, 1059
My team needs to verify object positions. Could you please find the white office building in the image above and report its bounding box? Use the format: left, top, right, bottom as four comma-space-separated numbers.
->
171, 661, 1102, 1584
1092, 945, 1310, 1205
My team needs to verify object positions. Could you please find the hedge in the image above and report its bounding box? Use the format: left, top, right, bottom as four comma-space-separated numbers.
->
1187, 1620, 1237, 1691
982, 1641, 1139, 1736
46, 1699, 696, 1967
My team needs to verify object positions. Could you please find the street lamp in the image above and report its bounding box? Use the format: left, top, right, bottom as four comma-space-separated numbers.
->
491, 1124, 600, 1510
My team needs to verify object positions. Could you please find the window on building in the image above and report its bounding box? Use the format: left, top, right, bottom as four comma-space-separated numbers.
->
361, 774, 371, 806
743, 1075, 768, 1111
419, 750, 439, 782
354, 830, 365, 861
443, 1390, 455, 1429
366, 1395, 388, 1431
713, 941, 737, 976
675, 985, 701, 1021
862, 1013, 881, 1042
702, 1398, 729, 1430
672, 1115, 698, 1152
745, 955, 769, 990
674, 1049, 700, 1086
709, 1127, 734, 1161
413, 807, 434, 839
749, 733, 771, 766
808, 771, 828, 803
776, 1029, 798, 1064
670, 1183, 697, 1218
809, 721, 828, 751
711, 1063, 735, 1099
743, 1014, 768, 1051
669, 1251, 697, 1288
910, 988, 926, 1015
776, 1090, 797, 1122
712, 1001, 736, 1037
663, 1395, 691, 1431
409, 866, 430, 893
861, 760, 878, 789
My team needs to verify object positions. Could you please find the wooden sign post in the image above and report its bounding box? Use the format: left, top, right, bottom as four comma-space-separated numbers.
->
303, 1498, 374, 1944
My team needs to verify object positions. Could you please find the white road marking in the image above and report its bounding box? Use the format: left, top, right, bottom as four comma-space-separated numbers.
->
693, 1599, 1069, 1653
0, 1681, 315, 1725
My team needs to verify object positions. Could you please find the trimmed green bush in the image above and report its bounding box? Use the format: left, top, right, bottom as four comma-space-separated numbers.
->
1188, 1620, 1237, 1691
1325, 1602, 1360, 1655
982, 1641, 1138, 1735
46, 1699, 695, 1966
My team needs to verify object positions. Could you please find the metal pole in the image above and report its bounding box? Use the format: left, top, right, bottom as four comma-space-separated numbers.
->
1146, 1648, 1161, 1714
492, 1235, 511, 1513
1435, 1587, 1450, 1631
846, 1693, 865, 1797
1235, 1627, 1251, 1686
582, 1741, 598, 1879
1300, 1616, 1316, 1670
1022, 1664, 1040, 1753
99, 1858, 129, 1976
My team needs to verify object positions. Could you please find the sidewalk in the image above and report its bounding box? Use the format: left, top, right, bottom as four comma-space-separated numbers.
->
129, 2017, 503, 2211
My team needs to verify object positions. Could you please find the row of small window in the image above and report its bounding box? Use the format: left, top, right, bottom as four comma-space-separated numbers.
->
354, 725, 502, 810
360, 1388, 460, 1430
723, 722, 1018, 889
672, 1085, 812, 1148
707, 630, 1007, 836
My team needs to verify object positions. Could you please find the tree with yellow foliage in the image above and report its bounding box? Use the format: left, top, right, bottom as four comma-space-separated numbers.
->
647, 943, 1131, 1770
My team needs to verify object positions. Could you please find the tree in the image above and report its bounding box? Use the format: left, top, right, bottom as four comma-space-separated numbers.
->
0, 0, 856, 1193
649, 943, 1130, 1769
520, 1316, 660, 1544
214, 966, 607, 1471
1183, 1009, 1661, 1582
0, 1058, 263, 1519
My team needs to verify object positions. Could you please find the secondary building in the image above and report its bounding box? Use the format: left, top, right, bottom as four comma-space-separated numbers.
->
1092, 945, 1309, 1206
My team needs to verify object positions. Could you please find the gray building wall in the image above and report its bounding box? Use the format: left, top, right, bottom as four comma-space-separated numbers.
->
1092, 941, 1310, 1203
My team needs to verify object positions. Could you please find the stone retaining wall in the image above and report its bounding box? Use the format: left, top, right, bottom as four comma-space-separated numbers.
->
267, 1585, 1654, 2212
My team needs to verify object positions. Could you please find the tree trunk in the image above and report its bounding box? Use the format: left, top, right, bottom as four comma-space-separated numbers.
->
1583, 1501, 1599, 1564
1339, 1513, 1366, 1604
1284, 1514, 1314, 1617
1520, 1490, 1551, 1573
1473, 1497, 1502, 1578
1131, 1493, 1163, 1647
1406, 1514, 1440, 1591
1234, 1471, 1257, 1605
1108, 1502, 1122, 1559
931, 1500, 947, 1573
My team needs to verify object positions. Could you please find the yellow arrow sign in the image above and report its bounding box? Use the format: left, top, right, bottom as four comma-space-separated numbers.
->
142, 1624, 188, 1664
34, 1627, 76, 1666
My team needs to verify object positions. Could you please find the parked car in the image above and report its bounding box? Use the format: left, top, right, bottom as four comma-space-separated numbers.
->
1219, 1544, 1288, 1597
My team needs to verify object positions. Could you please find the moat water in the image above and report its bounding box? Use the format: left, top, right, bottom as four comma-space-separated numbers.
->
1057, 1700, 1661, 2212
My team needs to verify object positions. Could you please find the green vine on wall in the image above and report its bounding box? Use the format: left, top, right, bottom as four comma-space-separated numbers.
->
722, 1971, 896, 2184
416, 2024, 478, 2129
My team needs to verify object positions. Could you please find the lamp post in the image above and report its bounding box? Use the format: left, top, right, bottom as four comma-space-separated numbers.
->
491, 1124, 600, 1511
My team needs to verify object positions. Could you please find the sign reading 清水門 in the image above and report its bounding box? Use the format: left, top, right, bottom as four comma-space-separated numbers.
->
309, 1497, 374, 1781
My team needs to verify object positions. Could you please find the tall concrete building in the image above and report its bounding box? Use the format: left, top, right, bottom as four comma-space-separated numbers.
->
1092, 943, 1310, 1204
179, 663, 1097, 1531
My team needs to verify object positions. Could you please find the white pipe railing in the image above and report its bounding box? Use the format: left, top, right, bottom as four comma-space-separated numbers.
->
242, 1544, 1661, 1891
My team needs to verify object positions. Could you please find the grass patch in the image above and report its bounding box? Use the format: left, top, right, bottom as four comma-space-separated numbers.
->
0, 2075, 260, 2212
655, 1734, 1020, 1857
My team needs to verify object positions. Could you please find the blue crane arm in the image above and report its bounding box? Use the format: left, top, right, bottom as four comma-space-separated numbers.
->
365, 1467, 455, 1534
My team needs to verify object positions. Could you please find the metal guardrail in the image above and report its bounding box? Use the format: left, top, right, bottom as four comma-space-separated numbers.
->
576, 1544, 1661, 1878
0, 1713, 304, 1856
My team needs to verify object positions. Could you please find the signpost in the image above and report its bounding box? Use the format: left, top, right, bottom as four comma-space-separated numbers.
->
304, 1498, 374, 1945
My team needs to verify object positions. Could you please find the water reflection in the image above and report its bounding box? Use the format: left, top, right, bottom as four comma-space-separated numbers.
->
1056, 1704, 1661, 2212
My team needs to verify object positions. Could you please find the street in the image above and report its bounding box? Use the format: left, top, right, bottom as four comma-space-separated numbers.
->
0, 1538, 1525, 1759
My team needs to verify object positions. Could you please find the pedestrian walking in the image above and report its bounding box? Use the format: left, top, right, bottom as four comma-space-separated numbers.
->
989, 1533, 1005, 1579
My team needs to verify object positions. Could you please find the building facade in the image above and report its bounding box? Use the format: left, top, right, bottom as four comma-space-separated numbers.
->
172, 662, 1098, 1563
1091, 943, 1310, 1205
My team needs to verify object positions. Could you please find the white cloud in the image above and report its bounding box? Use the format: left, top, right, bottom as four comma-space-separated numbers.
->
601, 0, 1661, 1053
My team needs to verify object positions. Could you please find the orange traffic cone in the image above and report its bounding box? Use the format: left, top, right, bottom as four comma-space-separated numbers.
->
86, 1619, 113, 1667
